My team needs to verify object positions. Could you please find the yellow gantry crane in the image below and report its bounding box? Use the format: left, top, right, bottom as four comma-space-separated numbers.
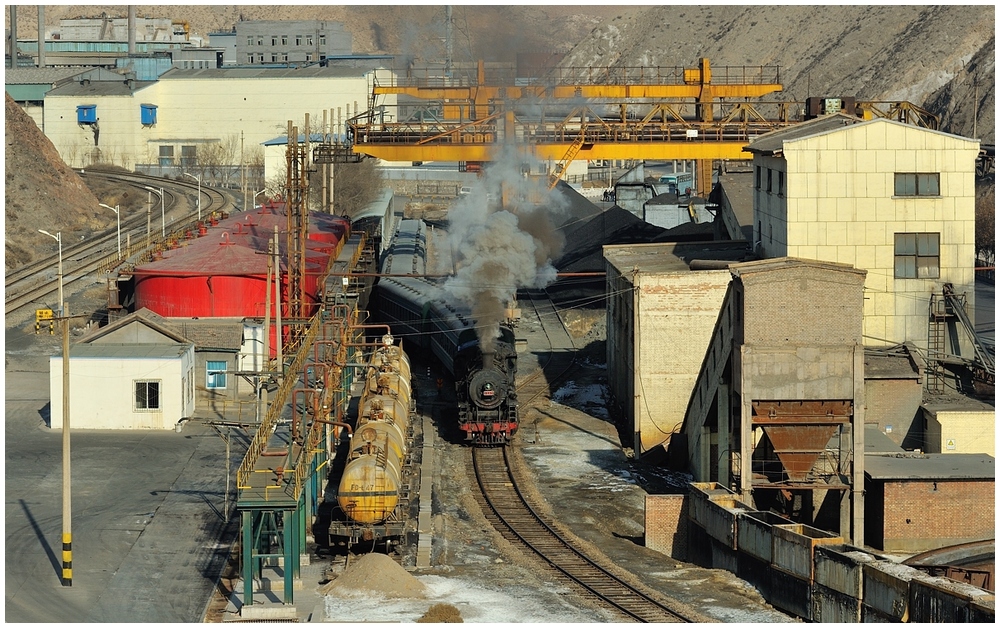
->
347, 58, 940, 196
352, 58, 786, 195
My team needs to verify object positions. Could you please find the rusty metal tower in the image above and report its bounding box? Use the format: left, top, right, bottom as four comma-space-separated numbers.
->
285, 121, 309, 324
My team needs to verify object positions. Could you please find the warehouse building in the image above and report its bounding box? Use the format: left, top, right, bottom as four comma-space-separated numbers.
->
39, 64, 395, 171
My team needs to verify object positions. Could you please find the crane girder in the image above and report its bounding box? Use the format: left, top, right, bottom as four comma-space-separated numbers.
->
349, 140, 752, 163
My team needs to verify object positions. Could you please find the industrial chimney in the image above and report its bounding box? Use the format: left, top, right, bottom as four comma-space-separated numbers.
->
8, 5, 16, 69
36, 6, 44, 68
127, 5, 135, 56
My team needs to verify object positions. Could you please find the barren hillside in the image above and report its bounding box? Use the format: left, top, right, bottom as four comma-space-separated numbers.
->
562, 5, 995, 142
4, 93, 105, 269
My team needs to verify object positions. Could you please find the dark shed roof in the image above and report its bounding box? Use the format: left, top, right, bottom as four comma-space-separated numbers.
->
865, 453, 995, 481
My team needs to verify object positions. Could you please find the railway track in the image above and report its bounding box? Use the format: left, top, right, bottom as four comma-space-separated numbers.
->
515, 288, 578, 405
466, 290, 693, 622
5, 171, 233, 317
471, 446, 691, 622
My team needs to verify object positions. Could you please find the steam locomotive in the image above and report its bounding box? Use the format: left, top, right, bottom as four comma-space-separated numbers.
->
374, 219, 519, 445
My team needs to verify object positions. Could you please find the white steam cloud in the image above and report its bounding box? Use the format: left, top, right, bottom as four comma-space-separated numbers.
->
436, 147, 567, 351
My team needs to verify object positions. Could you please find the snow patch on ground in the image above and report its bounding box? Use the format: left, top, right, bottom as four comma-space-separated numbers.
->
323, 574, 608, 623
551, 380, 609, 420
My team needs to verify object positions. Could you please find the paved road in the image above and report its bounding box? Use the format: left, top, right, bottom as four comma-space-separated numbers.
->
4, 322, 239, 623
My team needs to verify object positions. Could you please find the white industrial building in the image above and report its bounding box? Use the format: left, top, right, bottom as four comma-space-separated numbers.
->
40, 65, 395, 171
50, 342, 195, 430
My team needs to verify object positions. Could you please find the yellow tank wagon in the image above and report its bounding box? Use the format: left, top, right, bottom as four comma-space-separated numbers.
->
331, 335, 415, 548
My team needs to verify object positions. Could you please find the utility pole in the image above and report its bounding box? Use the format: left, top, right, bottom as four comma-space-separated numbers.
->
61, 302, 72, 586
274, 227, 283, 373
38, 229, 62, 316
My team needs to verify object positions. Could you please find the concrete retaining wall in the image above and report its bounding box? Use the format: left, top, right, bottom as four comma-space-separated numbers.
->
681, 507, 996, 623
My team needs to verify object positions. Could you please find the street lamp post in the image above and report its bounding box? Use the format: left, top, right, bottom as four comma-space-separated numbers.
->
38, 229, 62, 316
99, 203, 121, 258
145, 187, 165, 237
183, 172, 201, 221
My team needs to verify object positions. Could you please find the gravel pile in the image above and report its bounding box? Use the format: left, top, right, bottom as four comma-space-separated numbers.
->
320, 553, 427, 599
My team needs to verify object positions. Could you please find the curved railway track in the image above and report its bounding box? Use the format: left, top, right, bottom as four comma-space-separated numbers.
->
5, 171, 233, 316
467, 290, 694, 622
471, 446, 690, 622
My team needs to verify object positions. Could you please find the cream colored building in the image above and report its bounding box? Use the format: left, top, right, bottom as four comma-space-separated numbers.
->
41, 66, 395, 170
745, 115, 980, 356
604, 242, 749, 456
921, 397, 996, 458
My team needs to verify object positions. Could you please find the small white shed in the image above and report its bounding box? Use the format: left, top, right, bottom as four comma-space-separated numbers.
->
49, 343, 196, 430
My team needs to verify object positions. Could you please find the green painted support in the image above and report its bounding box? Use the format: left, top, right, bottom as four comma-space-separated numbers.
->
284, 509, 296, 604
242, 510, 253, 606
301, 483, 310, 561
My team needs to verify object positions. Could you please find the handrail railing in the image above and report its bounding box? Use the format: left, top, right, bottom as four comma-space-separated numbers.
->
237, 312, 321, 490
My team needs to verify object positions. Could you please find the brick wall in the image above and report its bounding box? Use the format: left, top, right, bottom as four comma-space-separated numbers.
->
864, 378, 923, 449
880, 479, 995, 552
645, 494, 688, 559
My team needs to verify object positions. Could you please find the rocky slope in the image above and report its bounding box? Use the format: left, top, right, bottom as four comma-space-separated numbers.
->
562, 5, 995, 142
4, 93, 104, 269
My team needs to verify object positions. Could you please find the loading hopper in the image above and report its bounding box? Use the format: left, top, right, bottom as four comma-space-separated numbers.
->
752, 401, 852, 482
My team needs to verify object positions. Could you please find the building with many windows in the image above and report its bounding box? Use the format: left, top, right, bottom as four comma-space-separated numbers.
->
234, 20, 351, 66
744, 114, 980, 356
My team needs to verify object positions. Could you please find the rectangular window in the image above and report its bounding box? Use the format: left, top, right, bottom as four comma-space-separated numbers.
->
135, 380, 161, 410
158, 145, 174, 166
207, 361, 228, 389
281, 53, 288, 62
305, 53, 313, 62
271, 54, 277, 63
180, 145, 197, 167
778, 171, 785, 196
246, 54, 253, 64
295, 35, 302, 46
282, 35, 288, 45
247, 36, 253, 46
319, 34, 326, 46
766, 168, 773, 193
894, 172, 940, 196
271, 36, 277, 46
894, 232, 940, 279
257, 36, 263, 46
306, 35, 313, 46
755, 166, 761, 190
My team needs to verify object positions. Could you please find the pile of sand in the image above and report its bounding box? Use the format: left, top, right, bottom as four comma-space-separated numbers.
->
320, 553, 427, 599
417, 603, 464, 623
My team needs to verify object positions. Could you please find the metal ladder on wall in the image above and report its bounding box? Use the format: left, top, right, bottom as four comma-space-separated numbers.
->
926, 293, 950, 394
